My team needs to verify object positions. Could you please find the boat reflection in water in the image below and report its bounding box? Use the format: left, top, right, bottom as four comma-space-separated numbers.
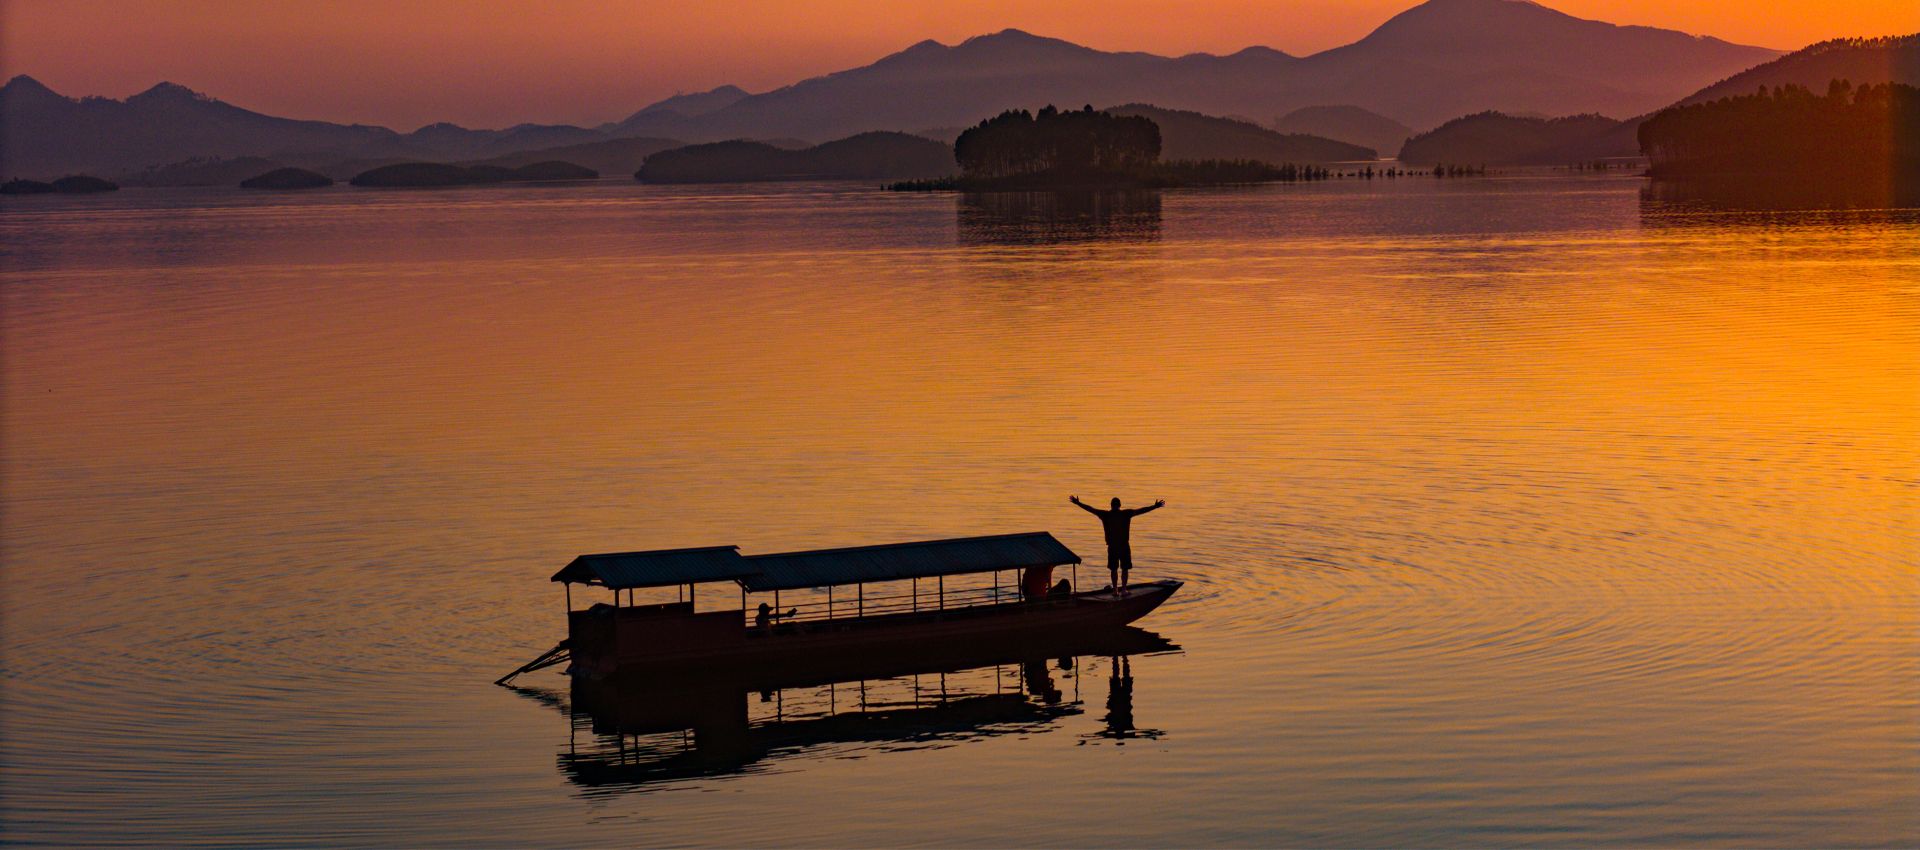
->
512, 626, 1179, 792
957, 191, 1162, 246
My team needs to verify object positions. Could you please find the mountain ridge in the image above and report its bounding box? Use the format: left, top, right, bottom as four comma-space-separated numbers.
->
1, 0, 1789, 179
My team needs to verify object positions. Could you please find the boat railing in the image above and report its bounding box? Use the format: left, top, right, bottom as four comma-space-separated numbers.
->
744, 582, 1060, 627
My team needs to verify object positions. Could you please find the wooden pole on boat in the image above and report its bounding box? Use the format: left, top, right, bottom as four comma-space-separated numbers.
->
828, 585, 834, 618
564, 583, 572, 613
912, 578, 918, 612
690, 583, 696, 609
938, 575, 945, 610
857, 583, 864, 617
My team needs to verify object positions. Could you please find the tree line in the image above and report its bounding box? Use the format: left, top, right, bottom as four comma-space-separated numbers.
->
955, 105, 1161, 178
1638, 81, 1918, 181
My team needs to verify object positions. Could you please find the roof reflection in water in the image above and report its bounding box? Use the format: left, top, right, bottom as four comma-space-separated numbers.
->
511, 626, 1179, 793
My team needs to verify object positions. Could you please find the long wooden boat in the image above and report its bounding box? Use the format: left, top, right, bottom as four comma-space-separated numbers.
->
498, 531, 1180, 683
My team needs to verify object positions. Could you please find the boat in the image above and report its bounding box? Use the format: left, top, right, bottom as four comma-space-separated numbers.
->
497, 531, 1181, 683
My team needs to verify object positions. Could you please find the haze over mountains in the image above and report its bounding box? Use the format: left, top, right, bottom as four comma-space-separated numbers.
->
1, 0, 1790, 180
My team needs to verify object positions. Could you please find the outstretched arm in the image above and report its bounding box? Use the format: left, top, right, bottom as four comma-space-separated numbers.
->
1069, 495, 1101, 515
1132, 499, 1167, 515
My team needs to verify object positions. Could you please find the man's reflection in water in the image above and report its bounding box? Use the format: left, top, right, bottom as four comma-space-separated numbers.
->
1089, 655, 1163, 743
1106, 655, 1134, 734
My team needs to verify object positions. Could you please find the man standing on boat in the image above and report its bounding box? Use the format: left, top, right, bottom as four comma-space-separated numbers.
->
1069, 495, 1166, 591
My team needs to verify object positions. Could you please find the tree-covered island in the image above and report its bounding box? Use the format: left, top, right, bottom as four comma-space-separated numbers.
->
889, 105, 1332, 190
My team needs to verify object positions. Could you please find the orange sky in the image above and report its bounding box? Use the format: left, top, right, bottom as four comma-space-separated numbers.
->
2, 0, 1914, 129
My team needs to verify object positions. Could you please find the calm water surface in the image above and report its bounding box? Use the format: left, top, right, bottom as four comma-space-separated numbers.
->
2, 176, 1916, 847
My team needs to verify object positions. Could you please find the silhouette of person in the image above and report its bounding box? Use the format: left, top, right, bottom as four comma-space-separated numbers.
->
755, 602, 797, 630
1069, 495, 1165, 589
1103, 655, 1134, 737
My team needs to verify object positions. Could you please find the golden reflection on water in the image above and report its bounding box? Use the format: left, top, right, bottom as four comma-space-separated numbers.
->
1, 177, 1915, 847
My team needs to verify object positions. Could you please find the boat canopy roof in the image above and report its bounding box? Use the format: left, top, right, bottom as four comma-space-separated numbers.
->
552, 546, 754, 590
741, 531, 1079, 592
553, 532, 1079, 592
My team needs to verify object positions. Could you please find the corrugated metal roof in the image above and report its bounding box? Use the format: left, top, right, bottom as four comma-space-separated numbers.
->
552, 546, 754, 590
740, 532, 1079, 592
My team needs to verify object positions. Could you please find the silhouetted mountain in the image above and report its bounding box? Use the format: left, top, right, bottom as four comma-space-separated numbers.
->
0, 75, 613, 180
1674, 34, 1919, 107
611, 85, 750, 124
609, 1, 1777, 141
350, 160, 600, 187
1273, 106, 1413, 155
1535, 34, 1920, 165
121, 155, 285, 187
1107, 104, 1375, 162
1397, 111, 1620, 164
637, 131, 952, 183
404, 121, 606, 159
0, 76, 400, 179
240, 167, 333, 189
463, 136, 684, 175
1, 2, 1786, 180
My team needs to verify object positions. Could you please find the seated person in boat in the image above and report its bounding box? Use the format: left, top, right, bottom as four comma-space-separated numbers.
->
755, 602, 798, 629
1050, 578, 1073, 598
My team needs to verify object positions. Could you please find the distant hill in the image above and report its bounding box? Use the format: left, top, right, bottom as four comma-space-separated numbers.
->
1673, 34, 1919, 107
1273, 106, 1413, 156
463, 136, 685, 176
606, 85, 749, 125
0, 76, 401, 179
240, 167, 333, 189
637, 131, 952, 183
0, 75, 619, 180
121, 155, 285, 186
351, 160, 599, 187
1107, 104, 1376, 162
609, 0, 1779, 141
1546, 34, 1920, 165
1397, 112, 1621, 164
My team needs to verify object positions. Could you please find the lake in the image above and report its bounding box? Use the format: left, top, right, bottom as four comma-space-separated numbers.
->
2, 175, 1915, 847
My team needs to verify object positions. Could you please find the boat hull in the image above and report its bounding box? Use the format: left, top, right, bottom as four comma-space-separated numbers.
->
567, 580, 1181, 678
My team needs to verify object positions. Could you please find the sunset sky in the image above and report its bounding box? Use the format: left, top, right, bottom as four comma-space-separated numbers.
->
3, 0, 1914, 129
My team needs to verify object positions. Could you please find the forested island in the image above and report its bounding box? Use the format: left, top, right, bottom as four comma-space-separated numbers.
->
348, 160, 598, 187
1, 175, 118, 194
1398, 112, 1621, 165
1640, 81, 1917, 185
889, 105, 1332, 191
